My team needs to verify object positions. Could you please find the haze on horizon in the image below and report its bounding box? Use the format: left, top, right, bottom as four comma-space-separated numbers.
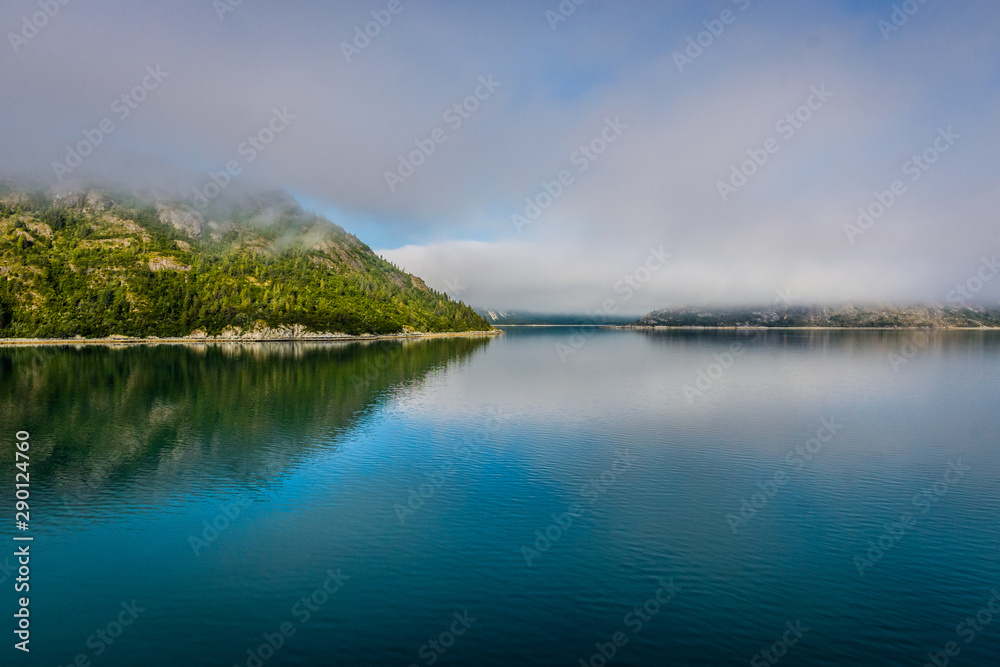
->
1, 0, 998, 315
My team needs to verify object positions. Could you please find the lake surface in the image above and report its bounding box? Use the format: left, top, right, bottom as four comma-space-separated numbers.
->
2, 328, 999, 666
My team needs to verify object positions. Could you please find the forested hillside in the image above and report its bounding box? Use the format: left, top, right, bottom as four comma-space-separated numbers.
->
0, 186, 492, 338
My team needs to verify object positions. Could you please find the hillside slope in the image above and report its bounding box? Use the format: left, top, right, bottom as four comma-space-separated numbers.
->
631, 305, 1000, 328
0, 185, 492, 338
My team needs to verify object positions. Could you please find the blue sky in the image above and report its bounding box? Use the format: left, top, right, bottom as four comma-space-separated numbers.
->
2, 0, 999, 312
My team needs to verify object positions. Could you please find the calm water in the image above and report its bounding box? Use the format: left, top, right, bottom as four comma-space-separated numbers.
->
1, 328, 999, 666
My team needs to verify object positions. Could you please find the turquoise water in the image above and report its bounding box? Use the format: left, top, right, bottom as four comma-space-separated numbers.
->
1, 328, 999, 666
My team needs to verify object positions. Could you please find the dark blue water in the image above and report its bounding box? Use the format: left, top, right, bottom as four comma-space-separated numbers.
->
2, 329, 998, 666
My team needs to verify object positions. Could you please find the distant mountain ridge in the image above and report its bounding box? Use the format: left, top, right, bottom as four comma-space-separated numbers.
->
631, 305, 1000, 328
0, 184, 493, 338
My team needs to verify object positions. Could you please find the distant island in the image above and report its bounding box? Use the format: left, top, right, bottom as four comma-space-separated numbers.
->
629, 305, 1000, 329
0, 184, 494, 340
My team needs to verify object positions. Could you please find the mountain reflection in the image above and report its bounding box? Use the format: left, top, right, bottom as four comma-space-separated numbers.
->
0, 337, 494, 507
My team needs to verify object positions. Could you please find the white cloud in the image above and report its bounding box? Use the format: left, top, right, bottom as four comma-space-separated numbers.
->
2, 0, 1000, 311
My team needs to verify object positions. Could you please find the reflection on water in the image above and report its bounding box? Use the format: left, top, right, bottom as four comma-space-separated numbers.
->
0, 328, 998, 667
0, 337, 492, 514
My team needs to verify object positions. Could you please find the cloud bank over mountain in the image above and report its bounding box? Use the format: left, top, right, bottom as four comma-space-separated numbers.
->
2, 0, 999, 313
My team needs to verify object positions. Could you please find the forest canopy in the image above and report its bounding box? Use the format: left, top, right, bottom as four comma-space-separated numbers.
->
0, 187, 493, 338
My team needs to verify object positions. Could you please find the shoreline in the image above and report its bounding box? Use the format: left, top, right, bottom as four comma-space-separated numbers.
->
0, 329, 503, 347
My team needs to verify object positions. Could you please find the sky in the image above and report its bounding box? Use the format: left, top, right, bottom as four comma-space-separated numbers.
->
2, 0, 999, 315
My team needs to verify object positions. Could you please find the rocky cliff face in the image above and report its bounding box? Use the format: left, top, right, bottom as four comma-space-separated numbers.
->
156, 204, 204, 238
